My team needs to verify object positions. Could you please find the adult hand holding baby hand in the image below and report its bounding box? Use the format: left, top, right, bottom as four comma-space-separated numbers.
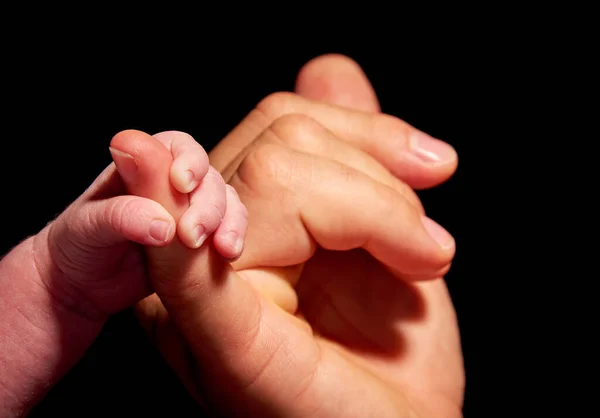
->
127, 55, 463, 417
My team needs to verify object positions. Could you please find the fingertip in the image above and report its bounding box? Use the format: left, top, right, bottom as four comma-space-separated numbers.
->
155, 131, 210, 194
109, 146, 138, 186
213, 186, 247, 260
109, 128, 137, 149
295, 53, 380, 113
109, 129, 174, 192
102, 196, 176, 247
148, 218, 176, 246
401, 264, 453, 282
214, 231, 245, 261
177, 216, 208, 250
421, 216, 456, 264
170, 158, 200, 194
109, 129, 153, 157
137, 200, 177, 246
398, 133, 459, 189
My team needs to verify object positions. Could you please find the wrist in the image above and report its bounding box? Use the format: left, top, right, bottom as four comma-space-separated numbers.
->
32, 225, 110, 323
0, 230, 106, 416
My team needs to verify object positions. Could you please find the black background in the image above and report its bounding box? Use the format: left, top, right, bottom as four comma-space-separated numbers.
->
2, 41, 483, 417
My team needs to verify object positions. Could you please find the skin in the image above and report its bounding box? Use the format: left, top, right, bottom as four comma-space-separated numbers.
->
0, 135, 247, 416
0, 54, 463, 417
123, 55, 463, 417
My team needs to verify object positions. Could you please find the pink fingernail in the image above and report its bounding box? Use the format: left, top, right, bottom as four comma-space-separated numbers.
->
409, 132, 457, 165
234, 236, 244, 255
421, 216, 455, 252
185, 169, 196, 188
109, 147, 138, 184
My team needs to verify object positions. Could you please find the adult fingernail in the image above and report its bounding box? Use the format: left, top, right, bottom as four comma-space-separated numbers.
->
421, 216, 455, 252
149, 219, 173, 243
193, 225, 207, 248
409, 131, 457, 165
109, 147, 138, 184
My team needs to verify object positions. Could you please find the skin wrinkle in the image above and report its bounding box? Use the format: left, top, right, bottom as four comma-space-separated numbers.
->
238, 321, 284, 393
0, 55, 464, 414
0, 379, 18, 407
288, 344, 322, 408
52, 221, 94, 270
221, 286, 264, 359
33, 229, 105, 323
99, 197, 129, 247
1, 236, 105, 417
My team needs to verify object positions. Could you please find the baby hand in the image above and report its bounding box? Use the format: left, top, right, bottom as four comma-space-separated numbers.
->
109, 130, 247, 260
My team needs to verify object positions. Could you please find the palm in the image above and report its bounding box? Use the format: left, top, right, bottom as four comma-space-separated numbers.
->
146, 245, 463, 416
294, 248, 464, 410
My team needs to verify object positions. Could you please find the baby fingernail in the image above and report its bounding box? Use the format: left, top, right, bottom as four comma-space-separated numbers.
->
226, 231, 243, 256
193, 225, 207, 248
234, 236, 244, 255
185, 169, 196, 189
409, 131, 457, 165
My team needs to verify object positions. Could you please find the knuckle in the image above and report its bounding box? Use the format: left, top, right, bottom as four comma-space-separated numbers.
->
187, 137, 208, 158
268, 114, 324, 152
177, 136, 208, 159
175, 131, 197, 144
237, 143, 294, 192
104, 198, 132, 235
256, 91, 299, 119
393, 181, 425, 213
336, 162, 361, 186
201, 196, 227, 225
189, 202, 224, 232
372, 113, 413, 147
205, 165, 226, 187
374, 183, 416, 226
240, 334, 284, 391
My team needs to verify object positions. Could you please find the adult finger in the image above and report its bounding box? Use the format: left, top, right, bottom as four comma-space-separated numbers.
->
211, 93, 457, 190
220, 114, 425, 214
294, 53, 380, 112
231, 143, 455, 278
109, 132, 188, 216
109, 129, 326, 414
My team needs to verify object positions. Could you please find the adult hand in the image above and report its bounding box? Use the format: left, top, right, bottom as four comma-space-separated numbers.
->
129, 56, 463, 417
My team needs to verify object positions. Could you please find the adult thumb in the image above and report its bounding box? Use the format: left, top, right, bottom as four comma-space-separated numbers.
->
108, 130, 283, 379
295, 53, 381, 113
